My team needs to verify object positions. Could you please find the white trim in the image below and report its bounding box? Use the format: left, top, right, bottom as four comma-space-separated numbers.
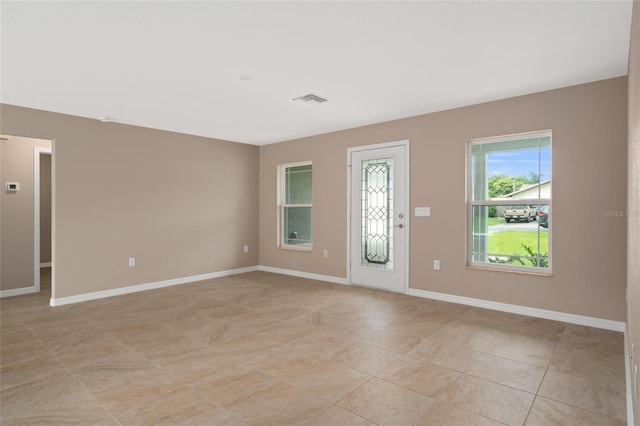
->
0, 286, 39, 298
468, 129, 553, 145
624, 327, 635, 426
33, 147, 52, 294
257, 265, 348, 285
407, 287, 625, 332
49, 266, 258, 306
40, 262, 52, 268
346, 140, 410, 294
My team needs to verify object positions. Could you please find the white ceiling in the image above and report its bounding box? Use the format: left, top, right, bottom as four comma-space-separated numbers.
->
0, 1, 633, 145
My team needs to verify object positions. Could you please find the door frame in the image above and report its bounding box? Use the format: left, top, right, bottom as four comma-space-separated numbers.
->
34, 146, 52, 293
346, 139, 410, 293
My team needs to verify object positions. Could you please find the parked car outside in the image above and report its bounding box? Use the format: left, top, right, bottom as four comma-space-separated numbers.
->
538, 205, 549, 228
505, 205, 538, 223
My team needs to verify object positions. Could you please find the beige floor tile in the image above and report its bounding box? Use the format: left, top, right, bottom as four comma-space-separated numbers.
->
449, 307, 514, 334
559, 324, 624, 353
228, 381, 330, 425
70, 352, 178, 409
549, 345, 625, 388
0, 354, 65, 390
141, 306, 200, 323
415, 303, 472, 325
114, 385, 223, 425
0, 270, 628, 426
377, 358, 460, 397
214, 332, 282, 356
133, 334, 207, 363
208, 409, 249, 425
330, 341, 406, 375
538, 370, 626, 422
381, 318, 443, 338
338, 376, 436, 426
248, 350, 329, 380
439, 374, 535, 426
238, 299, 308, 319
285, 333, 350, 358
406, 338, 480, 371
232, 312, 285, 332
306, 405, 376, 426
0, 320, 28, 336
45, 328, 133, 369
0, 371, 95, 420
282, 360, 371, 403
428, 324, 497, 351
483, 333, 557, 367
184, 320, 253, 347
256, 318, 319, 343
30, 319, 100, 342
156, 347, 247, 385
0, 400, 117, 425
191, 366, 279, 407
0, 331, 50, 367
415, 400, 504, 425
18, 308, 82, 329
525, 396, 627, 426
108, 322, 179, 348
358, 326, 431, 355
0, 306, 18, 323
502, 315, 566, 342
465, 353, 546, 393
88, 310, 159, 331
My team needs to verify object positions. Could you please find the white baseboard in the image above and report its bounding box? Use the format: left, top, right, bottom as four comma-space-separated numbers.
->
407, 288, 626, 332
40, 262, 51, 268
0, 286, 38, 298
257, 265, 349, 286
49, 266, 258, 306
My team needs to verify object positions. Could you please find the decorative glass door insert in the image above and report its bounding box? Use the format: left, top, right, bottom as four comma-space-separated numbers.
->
361, 158, 394, 270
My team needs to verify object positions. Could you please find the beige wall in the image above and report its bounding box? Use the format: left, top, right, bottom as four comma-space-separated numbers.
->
260, 77, 628, 322
0, 105, 259, 299
40, 153, 52, 264
0, 135, 52, 291
627, 1, 640, 423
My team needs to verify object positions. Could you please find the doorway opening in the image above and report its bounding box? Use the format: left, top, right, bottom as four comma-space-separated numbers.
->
0, 135, 52, 299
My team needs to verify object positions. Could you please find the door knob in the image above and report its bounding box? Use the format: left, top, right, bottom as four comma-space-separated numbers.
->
395, 223, 404, 229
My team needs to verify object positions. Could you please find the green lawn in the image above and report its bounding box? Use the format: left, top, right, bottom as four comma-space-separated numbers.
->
488, 217, 505, 226
488, 230, 549, 257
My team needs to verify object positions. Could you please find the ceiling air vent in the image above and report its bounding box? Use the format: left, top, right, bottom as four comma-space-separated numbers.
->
291, 93, 328, 104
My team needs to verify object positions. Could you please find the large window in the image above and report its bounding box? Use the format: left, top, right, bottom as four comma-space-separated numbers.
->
468, 131, 551, 273
278, 162, 312, 250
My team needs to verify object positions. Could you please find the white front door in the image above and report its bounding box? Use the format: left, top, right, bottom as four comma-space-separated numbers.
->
348, 142, 408, 293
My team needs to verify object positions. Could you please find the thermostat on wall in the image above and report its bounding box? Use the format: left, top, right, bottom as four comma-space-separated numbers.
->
5, 182, 20, 192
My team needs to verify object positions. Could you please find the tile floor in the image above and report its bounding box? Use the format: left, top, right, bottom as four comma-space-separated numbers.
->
0, 269, 627, 425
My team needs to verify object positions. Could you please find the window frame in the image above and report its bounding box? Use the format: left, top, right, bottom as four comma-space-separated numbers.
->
277, 161, 313, 251
466, 130, 552, 274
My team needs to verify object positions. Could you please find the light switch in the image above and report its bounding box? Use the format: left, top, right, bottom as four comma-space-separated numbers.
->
415, 207, 431, 217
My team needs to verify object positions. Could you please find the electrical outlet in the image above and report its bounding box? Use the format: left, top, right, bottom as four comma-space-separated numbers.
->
323, 249, 328, 258
128, 257, 135, 267
433, 260, 440, 270
243, 245, 249, 253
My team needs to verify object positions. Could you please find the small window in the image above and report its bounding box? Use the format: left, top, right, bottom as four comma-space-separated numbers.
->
467, 131, 552, 273
278, 162, 312, 250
